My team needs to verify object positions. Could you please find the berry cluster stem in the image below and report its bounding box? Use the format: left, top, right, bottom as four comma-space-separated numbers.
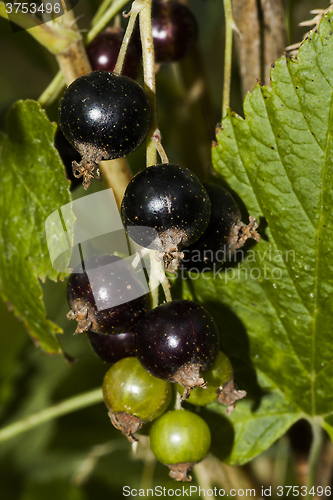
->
222, 0, 235, 118
138, 0, 159, 167
113, 9, 139, 75
149, 252, 172, 308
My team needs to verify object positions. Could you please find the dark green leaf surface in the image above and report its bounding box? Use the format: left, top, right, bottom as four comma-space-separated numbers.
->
0, 100, 71, 354
189, 13, 333, 464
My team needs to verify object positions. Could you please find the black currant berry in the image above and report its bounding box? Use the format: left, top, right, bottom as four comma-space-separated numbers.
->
177, 351, 246, 413
87, 331, 136, 364
54, 128, 82, 190
135, 300, 220, 397
121, 164, 211, 272
149, 409, 211, 481
59, 71, 152, 189
87, 27, 141, 79
152, 0, 198, 64
103, 357, 172, 441
181, 183, 260, 272
67, 254, 149, 334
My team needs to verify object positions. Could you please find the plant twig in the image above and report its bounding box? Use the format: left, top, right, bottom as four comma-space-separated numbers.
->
222, 0, 234, 118
260, 0, 286, 85
0, 388, 103, 443
231, 0, 260, 99
54, 9, 91, 85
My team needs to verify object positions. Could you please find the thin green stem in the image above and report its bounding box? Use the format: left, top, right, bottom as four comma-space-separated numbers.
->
148, 251, 161, 309
222, 0, 234, 119
38, 70, 65, 107
0, 388, 103, 443
86, 0, 130, 44
161, 274, 172, 302
92, 0, 114, 25
114, 9, 139, 75
139, 0, 158, 167
154, 134, 169, 163
306, 420, 324, 498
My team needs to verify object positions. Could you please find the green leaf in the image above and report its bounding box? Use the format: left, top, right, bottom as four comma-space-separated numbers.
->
0, 100, 71, 355
189, 12, 333, 464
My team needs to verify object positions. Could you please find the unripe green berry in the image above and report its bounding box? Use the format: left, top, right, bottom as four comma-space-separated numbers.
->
103, 357, 172, 441
149, 409, 211, 481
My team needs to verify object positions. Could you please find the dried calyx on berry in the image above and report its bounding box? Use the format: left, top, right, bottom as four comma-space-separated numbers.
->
149, 410, 211, 481
66, 254, 148, 334
121, 164, 211, 273
59, 71, 151, 189
180, 183, 260, 272
135, 300, 220, 398
177, 351, 246, 414
103, 357, 172, 442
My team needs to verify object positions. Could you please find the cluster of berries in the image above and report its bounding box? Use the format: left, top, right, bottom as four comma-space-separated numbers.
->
65, 166, 256, 480
59, 0, 259, 482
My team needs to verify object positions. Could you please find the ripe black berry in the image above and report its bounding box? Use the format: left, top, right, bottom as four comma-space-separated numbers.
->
149, 409, 211, 481
103, 357, 172, 441
87, 331, 136, 364
121, 164, 211, 272
59, 71, 152, 189
87, 27, 141, 79
152, 0, 198, 64
135, 300, 220, 397
67, 254, 149, 334
181, 183, 260, 272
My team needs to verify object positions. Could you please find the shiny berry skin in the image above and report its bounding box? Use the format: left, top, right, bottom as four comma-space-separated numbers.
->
121, 164, 211, 272
103, 357, 172, 440
87, 27, 141, 79
67, 254, 149, 334
87, 331, 136, 364
181, 183, 260, 272
54, 128, 82, 190
59, 71, 151, 189
177, 351, 246, 411
181, 183, 241, 272
149, 410, 211, 481
152, 0, 198, 64
135, 300, 220, 397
